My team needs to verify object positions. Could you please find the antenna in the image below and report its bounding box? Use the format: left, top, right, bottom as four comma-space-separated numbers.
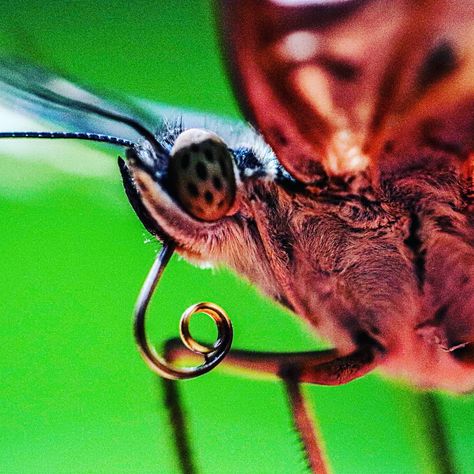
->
0, 131, 135, 148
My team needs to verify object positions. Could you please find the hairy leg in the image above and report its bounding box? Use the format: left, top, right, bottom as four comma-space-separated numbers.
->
283, 376, 329, 474
161, 339, 381, 473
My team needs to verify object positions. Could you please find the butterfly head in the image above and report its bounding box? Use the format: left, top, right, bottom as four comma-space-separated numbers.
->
119, 124, 254, 266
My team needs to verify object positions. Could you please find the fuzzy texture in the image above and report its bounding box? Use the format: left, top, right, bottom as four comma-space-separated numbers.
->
128, 120, 474, 393
1, 35, 473, 392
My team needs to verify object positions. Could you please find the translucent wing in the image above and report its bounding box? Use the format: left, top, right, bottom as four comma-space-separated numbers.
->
0, 59, 268, 154
0, 59, 156, 142
219, 0, 474, 182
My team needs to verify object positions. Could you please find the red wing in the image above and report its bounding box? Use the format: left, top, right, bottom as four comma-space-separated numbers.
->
219, 0, 474, 183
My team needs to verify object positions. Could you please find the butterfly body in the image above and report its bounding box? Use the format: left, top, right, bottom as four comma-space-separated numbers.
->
215, 0, 474, 394
114, 115, 473, 394
1, 1, 474, 470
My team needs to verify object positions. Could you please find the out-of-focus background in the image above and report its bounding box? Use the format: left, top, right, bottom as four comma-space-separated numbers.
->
0, 1, 472, 473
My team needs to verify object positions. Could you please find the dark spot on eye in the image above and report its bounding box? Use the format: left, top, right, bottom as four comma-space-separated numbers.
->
320, 55, 360, 81
217, 199, 224, 208
187, 182, 199, 197
204, 149, 214, 162
212, 175, 223, 190
418, 41, 457, 90
196, 161, 208, 180
180, 153, 190, 169
219, 156, 228, 178
204, 190, 213, 204
190, 143, 199, 153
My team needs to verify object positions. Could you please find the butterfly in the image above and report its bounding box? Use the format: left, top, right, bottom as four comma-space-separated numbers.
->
1, 0, 474, 472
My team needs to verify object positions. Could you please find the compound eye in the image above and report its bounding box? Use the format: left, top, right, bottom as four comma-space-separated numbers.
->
168, 129, 237, 222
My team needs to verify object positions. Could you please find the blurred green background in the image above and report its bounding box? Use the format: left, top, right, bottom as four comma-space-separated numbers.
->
0, 1, 473, 473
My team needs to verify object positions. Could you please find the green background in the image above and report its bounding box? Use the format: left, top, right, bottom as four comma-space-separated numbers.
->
0, 1, 473, 473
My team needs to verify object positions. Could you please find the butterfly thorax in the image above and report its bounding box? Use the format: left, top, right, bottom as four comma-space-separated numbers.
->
229, 155, 474, 392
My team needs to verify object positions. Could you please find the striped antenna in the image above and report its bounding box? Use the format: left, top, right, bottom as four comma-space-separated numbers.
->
0, 131, 135, 148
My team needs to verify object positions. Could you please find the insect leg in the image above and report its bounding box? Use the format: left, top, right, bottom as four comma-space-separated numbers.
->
165, 339, 379, 385
160, 342, 336, 474
163, 339, 382, 474
416, 392, 457, 474
159, 371, 327, 474
160, 377, 197, 474
283, 375, 329, 474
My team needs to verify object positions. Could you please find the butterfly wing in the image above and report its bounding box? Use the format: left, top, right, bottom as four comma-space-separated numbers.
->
219, 0, 474, 182
0, 59, 159, 142
0, 59, 268, 154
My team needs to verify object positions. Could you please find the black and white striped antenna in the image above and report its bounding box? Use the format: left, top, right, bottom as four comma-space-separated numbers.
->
0, 130, 135, 148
